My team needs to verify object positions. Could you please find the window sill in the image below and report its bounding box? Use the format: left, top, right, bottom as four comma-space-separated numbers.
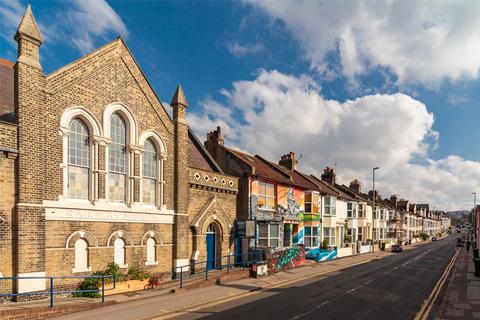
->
118, 264, 129, 269
145, 261, 158, 266
72, 267, 92, 273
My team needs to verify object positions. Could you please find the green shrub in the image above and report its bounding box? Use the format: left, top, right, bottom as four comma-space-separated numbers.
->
73, 272, 101, 298
419, 232, 429, 241
321, 239, 329, 250
127, 265, 150, 281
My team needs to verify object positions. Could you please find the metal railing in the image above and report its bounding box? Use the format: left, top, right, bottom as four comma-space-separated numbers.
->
173, 252, 263, 288
0, 274, 116, 307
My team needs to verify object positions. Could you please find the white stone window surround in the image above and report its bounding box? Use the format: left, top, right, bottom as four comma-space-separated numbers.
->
59, 106, 103, 203
138, 130, 167, 210
73, 238, 92, 273
141, 230, 161, 266
103, 103, 138, 206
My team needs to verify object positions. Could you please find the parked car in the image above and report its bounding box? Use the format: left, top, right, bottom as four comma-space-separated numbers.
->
391, 245, 403, 253
431, 237, 438, 241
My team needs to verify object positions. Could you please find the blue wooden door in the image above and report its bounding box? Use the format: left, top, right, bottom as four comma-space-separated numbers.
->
206, 233, 215, 270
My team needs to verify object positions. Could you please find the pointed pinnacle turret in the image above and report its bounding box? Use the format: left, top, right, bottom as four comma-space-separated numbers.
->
15, 4, 42, 43
170, 85, 188, 108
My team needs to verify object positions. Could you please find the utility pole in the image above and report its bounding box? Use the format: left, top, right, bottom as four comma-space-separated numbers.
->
372, 167, 379, 252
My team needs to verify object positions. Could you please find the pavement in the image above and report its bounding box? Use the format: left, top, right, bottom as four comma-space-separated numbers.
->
433, 241, 480, 319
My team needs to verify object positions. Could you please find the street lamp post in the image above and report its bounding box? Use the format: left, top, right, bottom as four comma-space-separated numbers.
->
372, 167, 379, 252
473, 192, 477, 247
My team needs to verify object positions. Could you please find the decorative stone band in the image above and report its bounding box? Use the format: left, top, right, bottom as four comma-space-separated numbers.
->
43, 200, 175, 224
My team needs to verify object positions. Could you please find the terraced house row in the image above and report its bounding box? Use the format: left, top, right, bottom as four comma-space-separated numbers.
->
205, 128, 451, 261
0, 6, 450, 296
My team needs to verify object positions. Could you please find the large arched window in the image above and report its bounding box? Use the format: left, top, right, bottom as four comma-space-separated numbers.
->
68, 118, 90, 199
114, 238, 126, 266
142, 139, 157, 205
73, 238, 89, 272
109, 113, 127, 202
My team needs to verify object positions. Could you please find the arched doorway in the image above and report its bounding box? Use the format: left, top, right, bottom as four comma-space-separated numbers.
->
206, 223, 218, 270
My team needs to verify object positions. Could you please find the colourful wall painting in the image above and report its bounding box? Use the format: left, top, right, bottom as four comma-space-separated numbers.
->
250, 179, 307, 220
305, 248, 337, 262
267, 246, 305, 273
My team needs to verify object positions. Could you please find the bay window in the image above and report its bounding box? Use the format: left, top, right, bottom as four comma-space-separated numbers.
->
323, 196, 336, 216
323, 227, 336, 246
304, 226, 319, 247
257, 181, 276, 209
258, 224, 280, 248
304, 192, 319, 214
358, 203, 365, 218
347, 202, 357, 218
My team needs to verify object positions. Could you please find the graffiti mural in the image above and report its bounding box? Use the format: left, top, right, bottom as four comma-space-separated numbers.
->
305, 248, 337, 262
268, 246, 305, 273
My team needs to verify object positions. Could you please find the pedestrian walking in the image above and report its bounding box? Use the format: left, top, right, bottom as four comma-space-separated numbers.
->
467, 240, 471, 251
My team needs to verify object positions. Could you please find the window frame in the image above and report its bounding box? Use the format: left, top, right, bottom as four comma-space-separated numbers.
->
257, 181, 276, 210
304, 191, 319, 214
304, 226, 320, 247
258, 223, 281, 248
347, 202, 357, 218
108, 113, 129, 204
67, 118, 92, 201
323, 227, 336, 246
72, 238, 91, 273
323, 196, 337, 216
142, 139, 158, 206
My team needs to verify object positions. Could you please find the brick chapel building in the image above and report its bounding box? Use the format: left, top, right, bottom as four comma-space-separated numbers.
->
0, 5, 237, 294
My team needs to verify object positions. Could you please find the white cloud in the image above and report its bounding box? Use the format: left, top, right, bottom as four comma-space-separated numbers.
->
249, 0, 480, 88
227, 41, 264, 57
66, 0, 128, 54
0, 0, 128, 55
188, 69, 479, 210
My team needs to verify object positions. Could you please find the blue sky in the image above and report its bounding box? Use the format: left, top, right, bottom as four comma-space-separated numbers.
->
1, 0, 480, 210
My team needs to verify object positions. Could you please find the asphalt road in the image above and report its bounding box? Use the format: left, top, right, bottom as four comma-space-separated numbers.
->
170, 236, 458, 320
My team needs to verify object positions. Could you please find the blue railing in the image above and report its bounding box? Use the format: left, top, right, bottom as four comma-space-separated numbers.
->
173, 252, 263, 288
0, 273, 116, 307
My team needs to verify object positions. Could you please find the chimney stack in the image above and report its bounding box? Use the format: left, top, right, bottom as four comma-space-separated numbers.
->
279, 152, 298, 171
349, 179, 361, 193
321, 167, 336, 185
368, 190, 380, 201
204, 126, 224, 160
390, 195, 398, 209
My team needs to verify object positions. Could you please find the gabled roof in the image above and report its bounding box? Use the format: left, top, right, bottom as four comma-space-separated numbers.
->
0, 59, 15, 122
225, 147, 317, 190
340, 184, 373, 205
188, 128, 223, 173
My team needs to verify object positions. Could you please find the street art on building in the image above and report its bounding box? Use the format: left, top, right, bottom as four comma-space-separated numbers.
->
268, 246, 305, 273
305, 248, 338, 262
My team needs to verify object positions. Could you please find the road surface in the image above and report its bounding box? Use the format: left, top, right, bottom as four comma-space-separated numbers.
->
168, 236, 457, 320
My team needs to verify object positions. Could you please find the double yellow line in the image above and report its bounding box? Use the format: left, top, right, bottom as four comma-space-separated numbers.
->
413, 247, 461, 320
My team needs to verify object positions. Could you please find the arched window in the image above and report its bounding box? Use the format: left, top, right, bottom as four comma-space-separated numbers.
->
143, 139, 157, 205
114, 238, 126, 266
146, 237, 156, 264
109, 113, 127, 202
74, 239, 89, 272
68, 119, 90, 199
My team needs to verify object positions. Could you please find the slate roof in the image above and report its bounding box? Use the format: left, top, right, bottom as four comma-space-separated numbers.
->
0, 59, 15, 123
225, 147, 318, 190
